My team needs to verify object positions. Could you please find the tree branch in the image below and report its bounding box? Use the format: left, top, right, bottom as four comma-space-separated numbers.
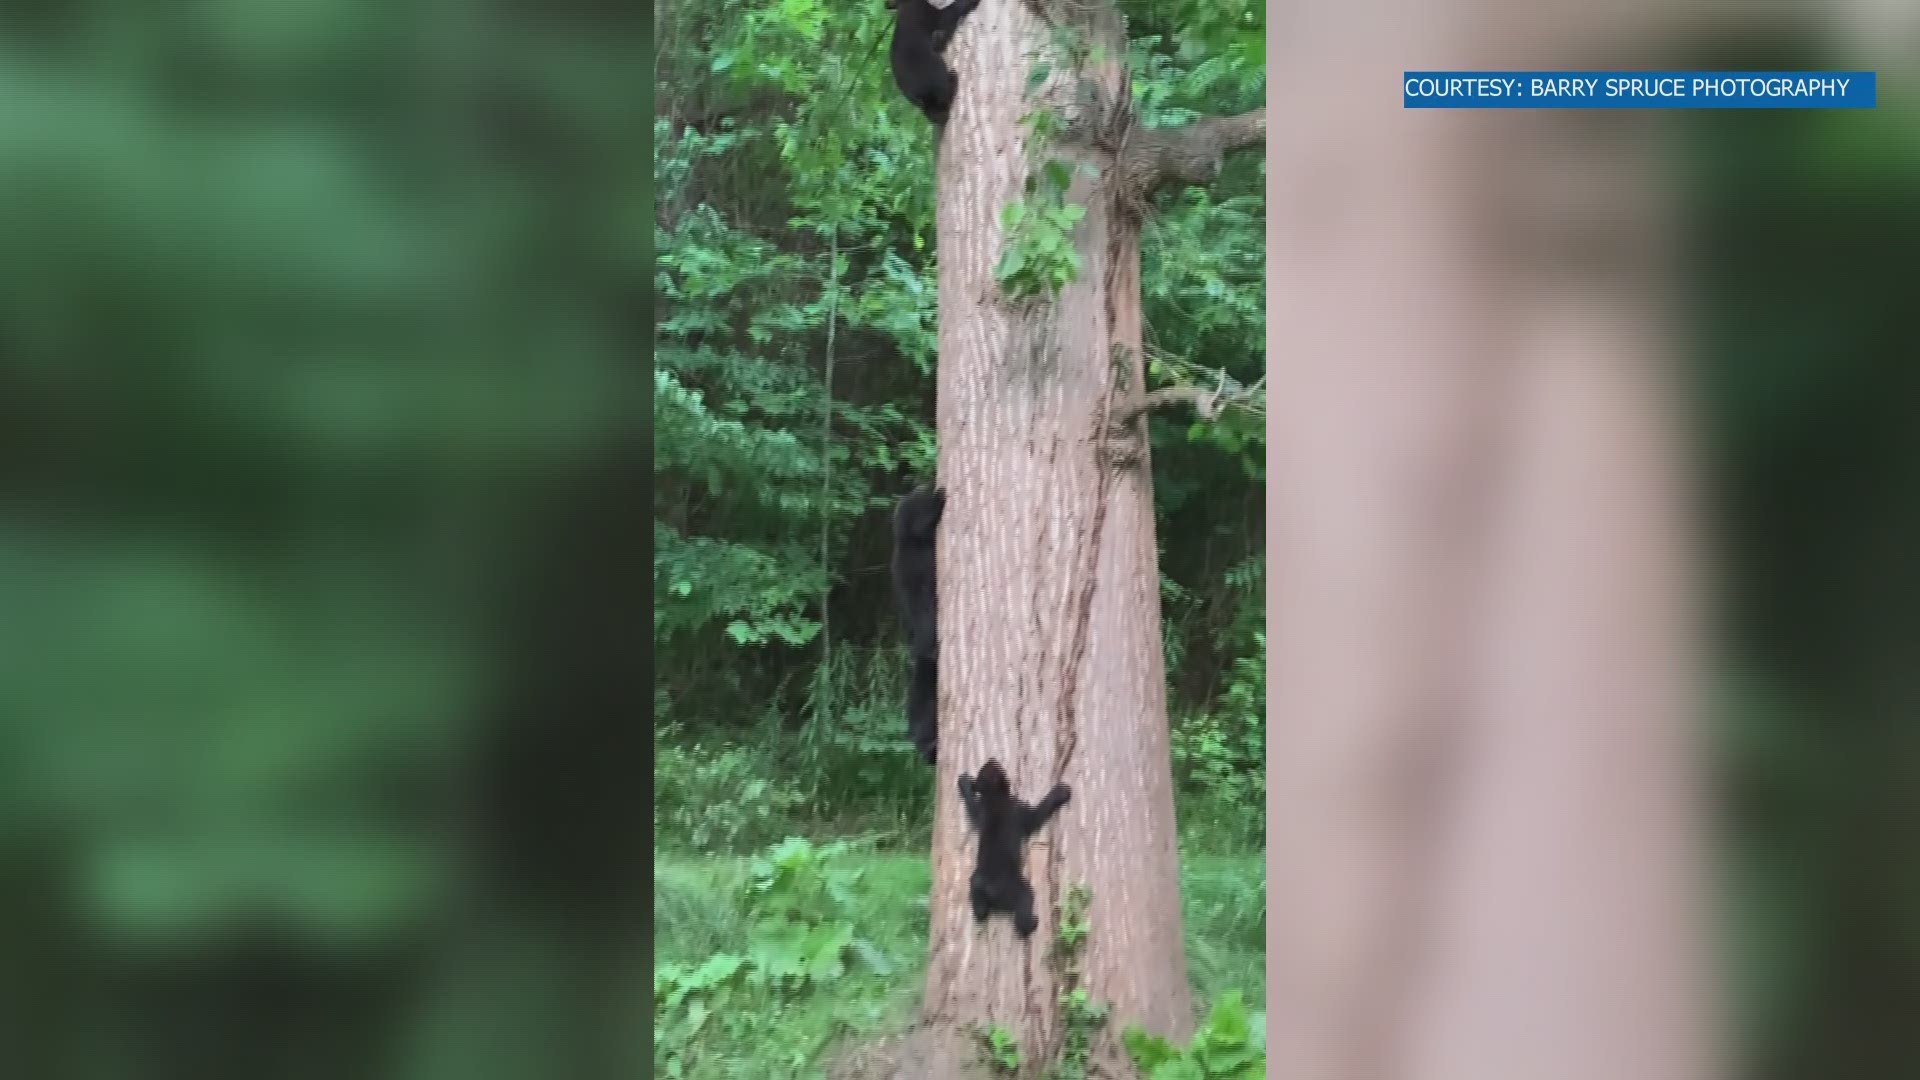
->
1116, 108, 1266, 202
1110, 386, 1225, 429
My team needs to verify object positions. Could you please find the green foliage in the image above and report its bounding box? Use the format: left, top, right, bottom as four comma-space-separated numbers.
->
654, 952, 752, 1079
654, 851, 929, 1078
1055, 882, 1093, 961
1178, 857, 1266, 1004
979, 1024, 1023, 1074
653, 733, 813, 853
1124, 20, 1268, 794
995, 155, 1091, 301
1119, 1, 1266, 116
794, 645, 944, 833
0, 11, 615, 953
744, 837, 885, 986
0, 4, 653, 1074
656, 0, 944, 732
1122, 992, 1266, 1080
1170, 635, 1265, 837
1128, 18, 1265, 483
1050, 985, 1112, 1080
655, 852, 1264, 1079
654, 838, 897, 1078
1168, 558, 1266, 852
1043, 883, 1110, 1080
655, 646, 939, 855
657, 0, 1269, 772
995, 34, 1113, 303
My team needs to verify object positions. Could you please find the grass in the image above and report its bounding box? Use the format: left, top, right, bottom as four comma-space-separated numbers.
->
653, 849, 1264, 1079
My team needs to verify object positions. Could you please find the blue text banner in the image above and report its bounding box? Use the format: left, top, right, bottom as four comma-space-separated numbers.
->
1403, 71, 1876, 109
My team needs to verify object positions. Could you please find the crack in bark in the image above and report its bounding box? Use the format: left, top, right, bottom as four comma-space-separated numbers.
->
1051, 243, 1129, 790
1052, 474, 1106, 785
1028, 238, 1129, 1070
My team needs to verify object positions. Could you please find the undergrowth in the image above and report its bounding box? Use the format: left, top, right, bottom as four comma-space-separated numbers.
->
654, 846, 1264, 1080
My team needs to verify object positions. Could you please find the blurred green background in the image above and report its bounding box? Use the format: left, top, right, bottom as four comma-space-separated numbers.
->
0, 2, 1911, 1079
0, 2, 650, 1078
1684, 44, 1920, 1079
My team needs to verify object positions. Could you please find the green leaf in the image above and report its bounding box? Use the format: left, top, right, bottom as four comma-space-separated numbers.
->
748, 916, 809, 980
1204, 991, 1250, 1040
684, 999, 710, 1036
994, 248, 1027, 285
1123, 1028, 1180, 1071
850, 938, 893, 975
802, 921, 853, 980
690, 952, 746, 988
1195, 1042, 1255, 1073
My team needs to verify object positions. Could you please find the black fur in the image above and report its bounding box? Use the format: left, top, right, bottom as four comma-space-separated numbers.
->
957, 760, 1071, 937
892, 487, 945, 763
887, 0, 983, 125
891, 487, 943, 657
906, 650, 939, 764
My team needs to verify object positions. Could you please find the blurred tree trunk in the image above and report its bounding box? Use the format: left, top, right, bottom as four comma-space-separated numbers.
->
900, 1, 1259, 1075
1264, 5, 1723, 1080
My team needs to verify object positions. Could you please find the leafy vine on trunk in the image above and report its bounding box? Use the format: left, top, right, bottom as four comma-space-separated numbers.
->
994, 25, 1107, 302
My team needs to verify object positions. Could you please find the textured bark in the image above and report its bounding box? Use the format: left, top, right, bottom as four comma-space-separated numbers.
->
905, 0, 1192, 1074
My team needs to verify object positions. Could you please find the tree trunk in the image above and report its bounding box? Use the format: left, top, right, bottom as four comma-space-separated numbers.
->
910, 0, 1193, 1075
1261, 114, 1505, 1080
1264, 6, 1722, 1078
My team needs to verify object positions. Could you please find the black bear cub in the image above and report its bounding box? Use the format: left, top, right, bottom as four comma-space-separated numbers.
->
886, 0, 983, 125
892, 487, 944, 764
958, 760, 1071, 937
